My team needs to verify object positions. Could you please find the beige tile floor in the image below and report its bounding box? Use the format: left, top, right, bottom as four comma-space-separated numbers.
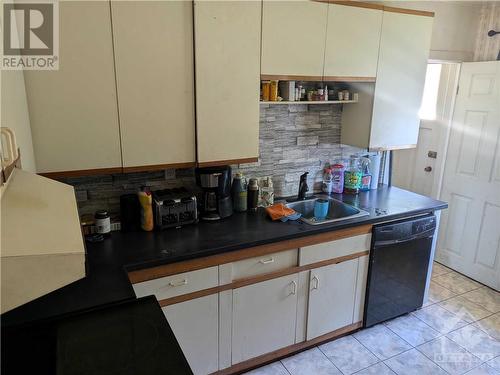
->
244, 262, 500, 375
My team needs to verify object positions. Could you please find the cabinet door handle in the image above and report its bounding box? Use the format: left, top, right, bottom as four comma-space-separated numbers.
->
311, 275, 320, 290
259, 257, 275, 265
168, 279, 188, 287
290, 280, 297, 295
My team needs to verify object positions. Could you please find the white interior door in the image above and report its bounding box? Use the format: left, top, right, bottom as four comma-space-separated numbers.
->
436, 61, 500, 290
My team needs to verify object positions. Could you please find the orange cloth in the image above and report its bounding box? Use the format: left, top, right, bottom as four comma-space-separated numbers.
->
265, 203, 296, 221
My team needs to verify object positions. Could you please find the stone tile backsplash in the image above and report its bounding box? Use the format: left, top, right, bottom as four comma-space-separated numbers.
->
59, 103, 362, 216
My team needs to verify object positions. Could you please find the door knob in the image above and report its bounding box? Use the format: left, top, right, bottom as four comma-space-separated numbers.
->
424, 166, 432, 172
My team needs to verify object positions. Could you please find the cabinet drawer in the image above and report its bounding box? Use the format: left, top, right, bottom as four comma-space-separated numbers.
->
132, 266, 218, 301
299, 234, 371, 266
231, 249, 298, 281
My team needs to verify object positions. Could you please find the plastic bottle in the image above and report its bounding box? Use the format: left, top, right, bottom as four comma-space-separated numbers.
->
331, 163, 345, 194
344, 157, 362, 194
322, 167, 333, 194
360, 157, 372, 191
231, 173, 247, 212
138, 186, 154, 231
247, 178, 259, 212
259, 176, 274, 207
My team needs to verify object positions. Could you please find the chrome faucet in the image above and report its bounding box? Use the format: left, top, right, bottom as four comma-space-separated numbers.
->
298, 172, 309, 200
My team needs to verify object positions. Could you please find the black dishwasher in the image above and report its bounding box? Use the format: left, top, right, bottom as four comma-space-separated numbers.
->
364, 214, 436, 327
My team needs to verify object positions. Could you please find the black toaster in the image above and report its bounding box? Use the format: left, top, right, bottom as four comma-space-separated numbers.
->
152, 188, 198, 230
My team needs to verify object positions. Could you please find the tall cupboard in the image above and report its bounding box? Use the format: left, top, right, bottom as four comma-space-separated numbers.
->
261, 0, 328, 78
194, 1, 261, 166
110, 1, 196, 170
323, 4, 382, 80
341, 8, 434, 150
369, 11, 434, 149
24, 1, 122, 174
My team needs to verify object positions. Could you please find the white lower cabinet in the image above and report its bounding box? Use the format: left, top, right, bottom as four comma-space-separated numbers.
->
306, 258, 358, 340
162, 295, 219, 375
231, 274, 299, 364
353, 255, 369, 323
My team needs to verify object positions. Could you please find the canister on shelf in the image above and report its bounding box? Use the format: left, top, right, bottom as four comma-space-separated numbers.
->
269, 80, 279, 101
261, 81, 270, 101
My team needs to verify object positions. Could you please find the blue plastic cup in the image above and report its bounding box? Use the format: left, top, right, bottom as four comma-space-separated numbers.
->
314, 199, 329, 220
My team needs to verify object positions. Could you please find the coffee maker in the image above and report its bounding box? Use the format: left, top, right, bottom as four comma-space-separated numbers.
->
195, 166, 233, 221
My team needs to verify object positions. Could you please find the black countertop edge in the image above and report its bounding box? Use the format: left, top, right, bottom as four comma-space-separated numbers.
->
123, 204, 447, 272
1, 186, 447, 327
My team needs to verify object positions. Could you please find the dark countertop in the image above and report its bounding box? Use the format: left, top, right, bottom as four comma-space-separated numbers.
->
2, 185, 447, 327
1, 296, 192, 375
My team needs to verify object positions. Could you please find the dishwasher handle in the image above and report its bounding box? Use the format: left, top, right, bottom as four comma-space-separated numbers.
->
374, 228, 435, 247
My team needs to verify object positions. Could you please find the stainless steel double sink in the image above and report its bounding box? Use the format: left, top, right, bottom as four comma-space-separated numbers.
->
284, 196, 369, 225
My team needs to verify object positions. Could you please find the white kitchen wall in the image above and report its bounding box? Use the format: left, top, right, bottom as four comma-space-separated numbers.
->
0, 12, 36, 172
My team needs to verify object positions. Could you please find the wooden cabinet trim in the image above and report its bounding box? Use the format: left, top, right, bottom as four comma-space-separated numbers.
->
128, 224, 372, 283
214, 321, 363, 375
261, 74, 323, 81
261, 74, 375, 82
157, 250, 369, 307
329, 1, 383, 11
312, 1, 435, 17
122, 162, 196, 173
38, 167, 123, 179
197, 157, 258, 168
323, 76, 376, 82
38, 162, 197, 179
382, 5, 434, 17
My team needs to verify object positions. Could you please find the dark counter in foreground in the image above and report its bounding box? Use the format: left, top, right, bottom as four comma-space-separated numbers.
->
1, 296, 192, 375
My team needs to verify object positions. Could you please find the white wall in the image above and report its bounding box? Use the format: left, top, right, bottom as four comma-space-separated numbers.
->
382, 1, 483, 62
1, 72, 37, 173
0, 8, 36, 172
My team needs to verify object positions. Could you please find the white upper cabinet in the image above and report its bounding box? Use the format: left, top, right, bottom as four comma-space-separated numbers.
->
194, 0, 261, 165
369, 11, 433, 149
24, 1, 122, 174
111, 1, 195, 169
323, 4, 382, 79
261, 0, 328, 77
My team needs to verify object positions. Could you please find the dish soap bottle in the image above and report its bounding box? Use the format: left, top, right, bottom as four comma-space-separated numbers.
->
344, 157, 362, 194
138, 186, 154, 231
360, 157, 372, 191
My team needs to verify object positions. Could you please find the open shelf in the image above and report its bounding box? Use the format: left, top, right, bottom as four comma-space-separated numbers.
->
260, 100, 358, 105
